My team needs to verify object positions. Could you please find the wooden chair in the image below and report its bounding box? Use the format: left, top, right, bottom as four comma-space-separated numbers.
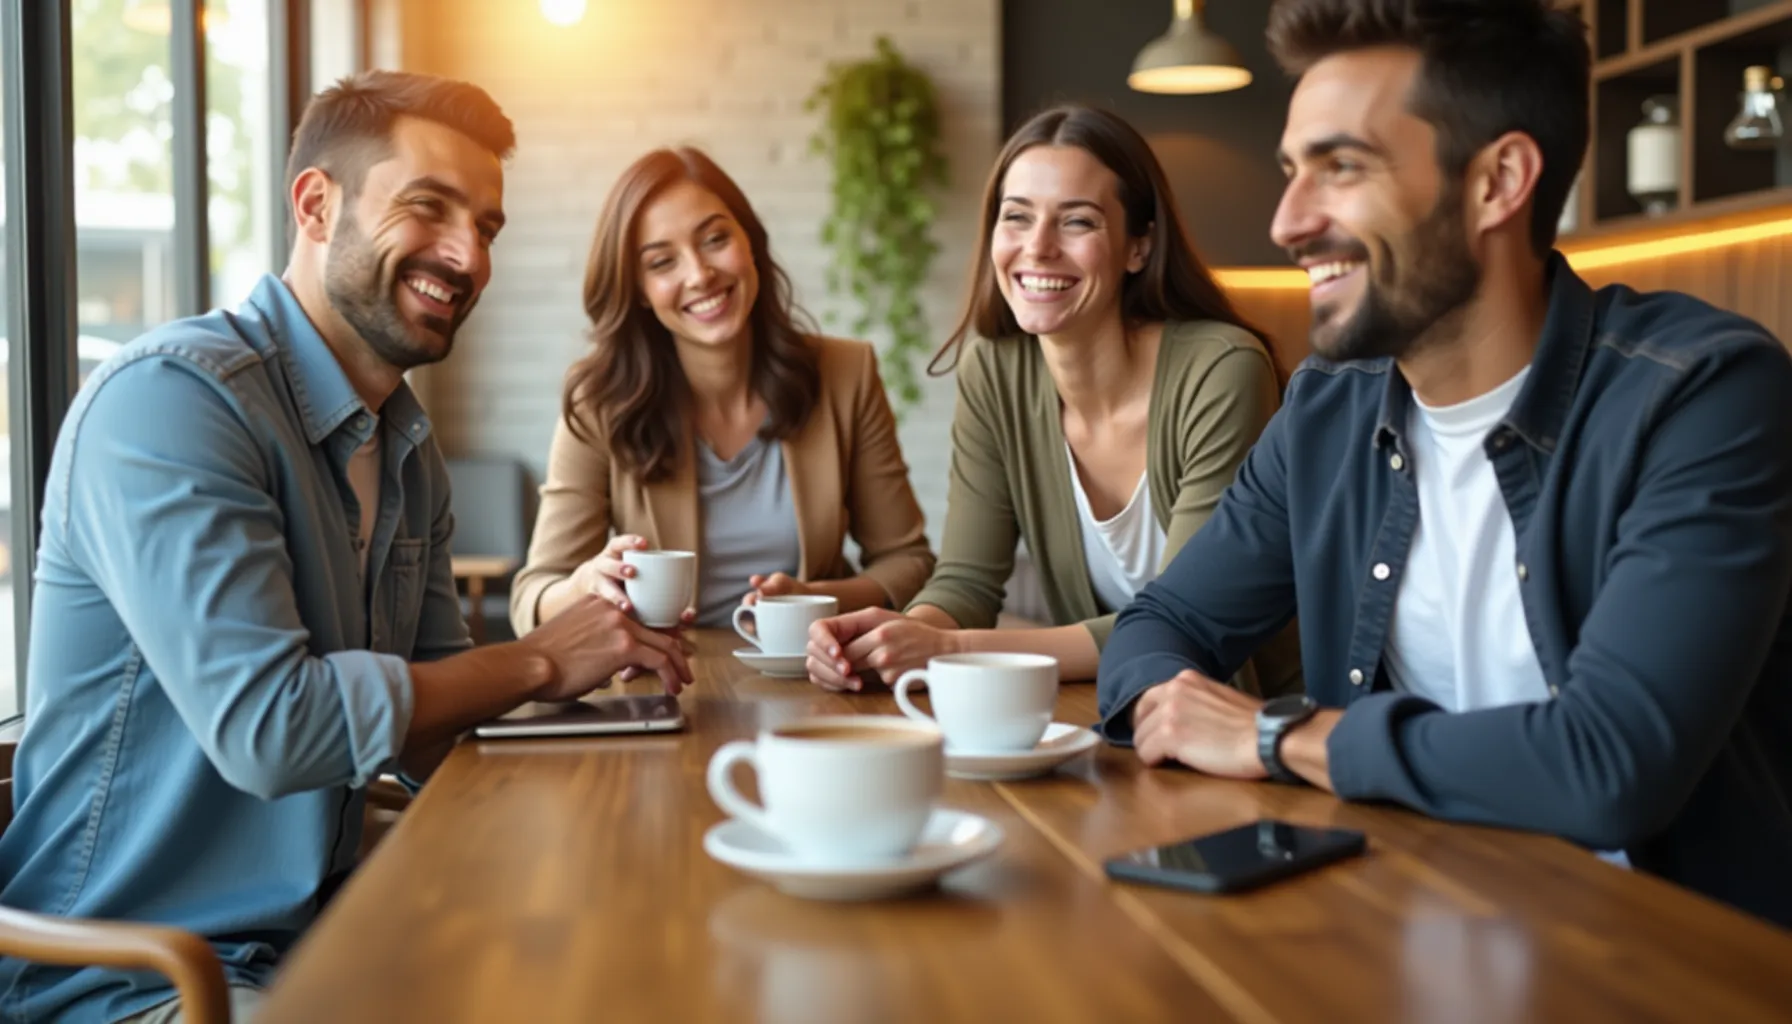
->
0, 749, 232, 1024
360, 776, 413, 861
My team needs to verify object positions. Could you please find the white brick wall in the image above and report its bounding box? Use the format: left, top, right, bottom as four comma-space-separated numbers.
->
388, 0, 1002, 548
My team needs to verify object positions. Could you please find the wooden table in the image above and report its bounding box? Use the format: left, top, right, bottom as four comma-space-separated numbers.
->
259, 631, 1792, 1022
451, 555, 519, 644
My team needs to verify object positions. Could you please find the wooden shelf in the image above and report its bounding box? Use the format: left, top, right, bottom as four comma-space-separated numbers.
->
1561, 184, 1792, 247
1593, 0, 1792, 81
1576, 0, 1792, 235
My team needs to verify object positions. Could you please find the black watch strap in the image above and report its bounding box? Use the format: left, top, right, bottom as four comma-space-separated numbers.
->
1257, 696, 1317, 785
1258, 723, 1303, 784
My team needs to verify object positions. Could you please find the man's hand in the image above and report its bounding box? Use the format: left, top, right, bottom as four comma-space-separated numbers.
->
806, 608, 958, 691
521, 595, 694, 698
1131, 670, 1268, 779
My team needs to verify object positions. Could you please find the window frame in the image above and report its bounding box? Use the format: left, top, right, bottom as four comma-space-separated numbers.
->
0, 0, 327, 721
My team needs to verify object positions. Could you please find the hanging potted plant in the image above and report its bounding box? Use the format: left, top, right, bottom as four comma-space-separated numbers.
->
805, 35, 949, 415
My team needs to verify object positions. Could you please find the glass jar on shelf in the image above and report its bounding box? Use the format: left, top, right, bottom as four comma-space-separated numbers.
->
1627, 95, 1680, 216
1724, 65, 1785, 150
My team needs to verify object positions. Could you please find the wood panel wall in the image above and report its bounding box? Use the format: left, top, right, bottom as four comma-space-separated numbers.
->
1229, 234, 1792, 381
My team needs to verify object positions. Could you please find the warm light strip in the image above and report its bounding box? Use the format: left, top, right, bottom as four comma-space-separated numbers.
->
1212, 214, 1792, 288
1561, 215, 1792, 269
1213, 268, 1308, 289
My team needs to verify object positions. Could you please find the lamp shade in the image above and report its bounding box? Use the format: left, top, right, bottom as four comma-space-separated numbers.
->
1128, 0, 1252, 95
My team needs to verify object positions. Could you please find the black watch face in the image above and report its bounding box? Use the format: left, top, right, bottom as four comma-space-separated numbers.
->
1263, 695, 1314, 721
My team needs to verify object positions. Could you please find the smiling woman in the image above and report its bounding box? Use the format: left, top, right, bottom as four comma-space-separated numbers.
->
805, 104, 1303, 697
510, 147, 936, 639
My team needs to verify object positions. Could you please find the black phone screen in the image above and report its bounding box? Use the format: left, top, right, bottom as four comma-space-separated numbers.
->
1104, 819, 1367, 894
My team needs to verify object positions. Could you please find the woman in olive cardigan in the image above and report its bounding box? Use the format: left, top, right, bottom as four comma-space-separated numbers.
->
808, 105, 1302, 694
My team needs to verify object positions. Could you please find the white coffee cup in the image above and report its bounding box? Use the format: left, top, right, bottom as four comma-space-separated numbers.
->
707, 715, 944, 866
893, 653, 1059, 753
622, 549, 697, 628
733, 594, 838, 655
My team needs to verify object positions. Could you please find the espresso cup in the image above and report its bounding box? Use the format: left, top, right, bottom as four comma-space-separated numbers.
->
706, 715, 944, 865
893, 653, 1059, 753
733, 594, 838, 656
622, 549, 697, 628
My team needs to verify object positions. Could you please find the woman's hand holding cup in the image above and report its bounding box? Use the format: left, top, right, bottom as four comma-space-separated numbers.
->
572, 535, 696, 626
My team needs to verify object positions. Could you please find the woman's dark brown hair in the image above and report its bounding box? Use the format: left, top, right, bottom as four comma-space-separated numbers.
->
931, 104, 1257, 374
564, 148, 821, 481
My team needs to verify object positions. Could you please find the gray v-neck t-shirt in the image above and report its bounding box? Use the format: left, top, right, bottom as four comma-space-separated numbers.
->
695, 433, 802, 627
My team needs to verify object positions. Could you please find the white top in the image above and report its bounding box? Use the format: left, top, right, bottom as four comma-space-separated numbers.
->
346, 426, 382, 576
1066, 443, 1167, 614
1383, 368, 1630, 869
1384, 366, 1548, 709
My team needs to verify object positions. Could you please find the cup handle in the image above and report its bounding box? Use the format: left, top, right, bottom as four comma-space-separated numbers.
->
892, 669, 935, 725
732, 606, 761, 649
706, 741, 773, 834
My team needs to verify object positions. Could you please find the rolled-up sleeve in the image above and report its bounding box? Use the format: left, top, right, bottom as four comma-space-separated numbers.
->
63, 357, 412, 800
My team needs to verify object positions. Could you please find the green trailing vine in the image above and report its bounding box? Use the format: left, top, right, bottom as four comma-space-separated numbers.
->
805, 35, 949, 415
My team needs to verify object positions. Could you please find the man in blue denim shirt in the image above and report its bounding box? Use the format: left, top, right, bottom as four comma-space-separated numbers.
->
0, 72, 692, 1023
1099, 0, 1792, 927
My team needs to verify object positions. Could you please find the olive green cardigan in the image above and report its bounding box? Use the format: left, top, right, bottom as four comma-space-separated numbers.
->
908, 320, 1304, 695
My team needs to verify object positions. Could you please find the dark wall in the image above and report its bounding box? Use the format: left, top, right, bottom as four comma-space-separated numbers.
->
1002, 0, 1294, 267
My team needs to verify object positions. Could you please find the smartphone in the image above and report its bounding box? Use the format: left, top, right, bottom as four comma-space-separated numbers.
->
472, 693, 685, 739
1103, 819, 1367, 894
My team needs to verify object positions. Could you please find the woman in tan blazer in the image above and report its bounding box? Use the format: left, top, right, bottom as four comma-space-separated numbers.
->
511, 147, 934, 636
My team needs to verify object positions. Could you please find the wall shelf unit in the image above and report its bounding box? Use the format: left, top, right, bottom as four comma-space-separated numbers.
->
1568, 0, 1792, 240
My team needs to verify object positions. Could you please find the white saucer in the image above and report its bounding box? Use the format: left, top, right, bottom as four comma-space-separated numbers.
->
945, 722, 1101, 781
733, 648, 808, 679
703, 808, 1003, 901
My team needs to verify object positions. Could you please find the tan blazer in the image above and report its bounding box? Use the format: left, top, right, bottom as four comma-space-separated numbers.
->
511, 336, 936, 634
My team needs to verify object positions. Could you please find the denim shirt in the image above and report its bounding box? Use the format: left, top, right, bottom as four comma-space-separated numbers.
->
1099, 255, 1792, 927
0, 275, 471, 1022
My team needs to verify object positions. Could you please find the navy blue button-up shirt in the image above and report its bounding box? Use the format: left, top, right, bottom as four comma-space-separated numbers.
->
0, 276, 470, 1022
1099, 255, 1792, 927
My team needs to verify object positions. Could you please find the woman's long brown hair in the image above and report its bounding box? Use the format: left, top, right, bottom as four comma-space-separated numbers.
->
931, 104, 1262, 375
564, 147, 821, 481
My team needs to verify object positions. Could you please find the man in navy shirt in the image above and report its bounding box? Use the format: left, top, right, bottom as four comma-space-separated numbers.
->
1099, 0, 1792, 926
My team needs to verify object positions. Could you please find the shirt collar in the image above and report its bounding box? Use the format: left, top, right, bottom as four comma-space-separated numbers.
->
1374, 251, 1595, 455
244, 274, 434, 448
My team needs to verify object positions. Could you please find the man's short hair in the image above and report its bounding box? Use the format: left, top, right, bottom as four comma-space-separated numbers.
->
284, 69, 516, 199
1267, 0, 1590, 256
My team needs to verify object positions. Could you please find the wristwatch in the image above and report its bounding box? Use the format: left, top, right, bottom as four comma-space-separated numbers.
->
1256, 694, 1318, 784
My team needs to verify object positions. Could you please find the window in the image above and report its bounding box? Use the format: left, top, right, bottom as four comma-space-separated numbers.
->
72, 0, 177, 344
0, 51, 17, 718
208, 0, 275, 307
0, 1, 325, 720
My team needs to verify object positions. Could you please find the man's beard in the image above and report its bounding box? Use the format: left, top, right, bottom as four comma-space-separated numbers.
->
1306, 186, 1481, 363
324, 212, 475, 372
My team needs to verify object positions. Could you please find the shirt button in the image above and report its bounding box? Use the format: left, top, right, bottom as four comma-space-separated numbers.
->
1516, 562, 1529, 581
1348, 668, 1365, 686
1493, 432, 1510, 450
410, 423, 422, 435
1548, 684, 1560, 697
354, 415, 369, 430
1389, 453, 1405, 471
1372, 562, 1391, 581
